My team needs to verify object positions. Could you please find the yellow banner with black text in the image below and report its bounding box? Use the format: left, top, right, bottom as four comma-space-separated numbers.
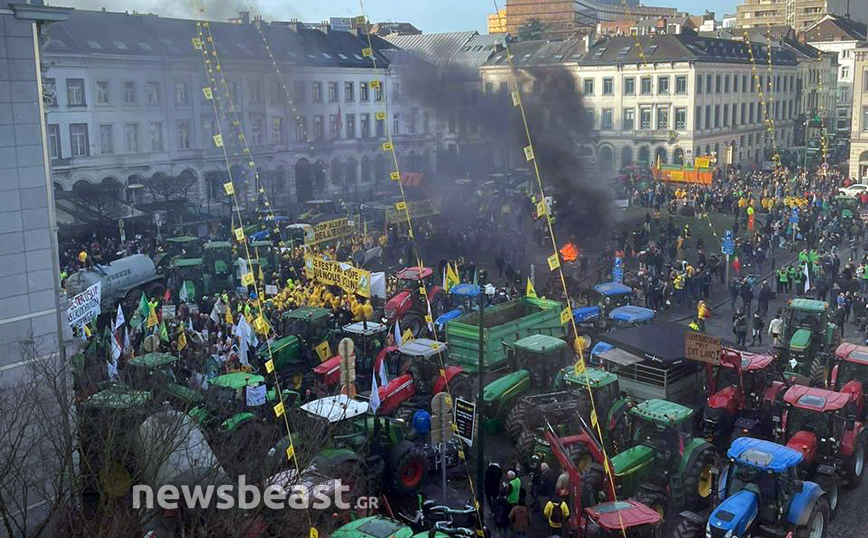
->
304, 254, 371, 298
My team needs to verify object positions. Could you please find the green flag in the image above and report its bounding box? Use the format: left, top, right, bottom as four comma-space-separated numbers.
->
159, 320, 169, 343
130, 292, 148, 330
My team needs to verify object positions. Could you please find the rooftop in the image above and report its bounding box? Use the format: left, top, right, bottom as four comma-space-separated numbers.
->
803, 14, 867, 43
727, 437, 803, 472
382, 31, 506, 70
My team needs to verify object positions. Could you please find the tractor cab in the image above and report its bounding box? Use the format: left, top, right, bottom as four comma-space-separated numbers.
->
710, 437, 827, 538
192, 372, 296, 432
155, 235, 201, 271
385, 267, 447, 336
125, 352, 187, 399
609, 306, 655, 330
832, 195, 858, 223
561, 367, 621, 415
506, 334, 571, 391
591, 282, 635, 313
342, 322, 389, 381
398, 338, 449, 395
171, 257, 205, 301
583, 500, 662, 538
250, 240, 278, 275
203, 240, 233, 278
832, 343, 868, 418
280, 307, 334, 345
782, 385, 860, 465
781, 298, 838, 386
434, 283, 482, 333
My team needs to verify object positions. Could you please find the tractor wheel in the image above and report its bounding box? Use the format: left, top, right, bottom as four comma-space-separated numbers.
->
680, 446, 716, 510
575, 331, 595, 355
516, 428, 537, 460
844, 432, 867, 487
669, 514, 704, 538
503, 401, 528, 441
816, 474, 841, 519
449, 375, 474, 403
635, 492, 666, 521
387, 440, 426, 495
429, 290, 447, 318
606, 404, 631, 454
794, 496, 829, 538
809, 356, 827, 388
403, 313, 425, 338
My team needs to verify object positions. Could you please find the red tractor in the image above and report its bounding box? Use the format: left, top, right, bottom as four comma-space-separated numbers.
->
831, 342, 868, 419
384, 267, 447, 337
701, 347, 788, 449
779, 384, 868, 518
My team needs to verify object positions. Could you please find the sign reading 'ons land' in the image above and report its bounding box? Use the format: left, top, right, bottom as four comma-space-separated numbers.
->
684, 331, 721, 365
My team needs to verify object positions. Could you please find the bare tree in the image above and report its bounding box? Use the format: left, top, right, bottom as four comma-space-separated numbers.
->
143, 175, 197, 205
72, 182, 120, 216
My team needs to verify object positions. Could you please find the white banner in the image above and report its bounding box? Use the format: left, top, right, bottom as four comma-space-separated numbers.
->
67, 282, 102, 329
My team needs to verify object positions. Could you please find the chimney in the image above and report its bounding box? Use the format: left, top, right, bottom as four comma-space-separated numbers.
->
239, 11, 250, 24
583, 33, 590, 50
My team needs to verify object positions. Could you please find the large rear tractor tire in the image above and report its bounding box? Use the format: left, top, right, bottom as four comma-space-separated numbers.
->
516, 428, 537, 461
794, 497, 829, 538
448, 375, 475, 403
503, 401, 528, 441
816, 474, 840, 519
844, 432, 867, 487
809, 356, 827, 388
387, 440, 426, 495
669, 513, 705, 538
403, 314, 425, 338
680, 446, 716, 510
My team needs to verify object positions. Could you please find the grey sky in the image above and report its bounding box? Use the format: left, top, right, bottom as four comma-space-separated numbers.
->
50, 0, 740, 33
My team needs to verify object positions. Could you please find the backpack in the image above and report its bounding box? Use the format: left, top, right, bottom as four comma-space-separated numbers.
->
549, 502, 563, 525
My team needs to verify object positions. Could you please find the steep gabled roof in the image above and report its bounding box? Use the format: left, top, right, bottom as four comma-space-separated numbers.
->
382, 31, 506, 69
803, 14, 867, 42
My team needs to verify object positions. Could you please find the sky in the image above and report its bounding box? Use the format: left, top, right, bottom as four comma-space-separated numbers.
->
52, 0, 740, 33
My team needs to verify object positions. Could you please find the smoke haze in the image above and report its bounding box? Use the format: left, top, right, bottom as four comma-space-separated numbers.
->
45, 0, 299, 22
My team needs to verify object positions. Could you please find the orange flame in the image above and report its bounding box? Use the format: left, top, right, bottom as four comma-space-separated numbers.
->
560, 242, 579, 262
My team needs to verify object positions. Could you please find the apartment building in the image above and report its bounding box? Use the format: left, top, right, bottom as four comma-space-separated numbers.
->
481, 34, 800, 172
849, 46, 868, 180
42, 10, 435, 212
736, 0, 868, 31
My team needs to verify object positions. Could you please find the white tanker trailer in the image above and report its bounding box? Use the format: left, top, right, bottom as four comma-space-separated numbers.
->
65, 254, 164, 314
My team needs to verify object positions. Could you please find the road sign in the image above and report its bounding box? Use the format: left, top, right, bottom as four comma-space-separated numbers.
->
612, 256, 623, 283
453, 397, 476, 445
722, 230, 734, 256
789, 207, 800, 224
822, 162, 829, 170
685, 332, 722, 365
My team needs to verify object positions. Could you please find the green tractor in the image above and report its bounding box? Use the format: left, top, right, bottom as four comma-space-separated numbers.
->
481, 334, 572, 435
833, 194, 858, 226
250, 240, 280, 278
780, 298, 840, 386
510, 367, 633, 465
609, 399, 716, 514
126, 352, 203, 408
155, 235, 201, 271
255, 306, 335, 390
286, 394, 427, 497
171, 257, 206, 302
202, 241, 234, 292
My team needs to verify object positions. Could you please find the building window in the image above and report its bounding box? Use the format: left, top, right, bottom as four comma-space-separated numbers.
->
312, 82, 323, 103
723, 104, 730, 127
740, 103, 746, 125
656, 106, 669, 129
376, 117, 385, 137
640, 107, 652, 129
123, 81, 136, 104
695, 106, 701, 130
312, 115, 324, 140
360, 113, 370, 138
602, 78, 614, 96
393, 113, 400, 135
601, 108, 613, 130
328, 81, 338, 102
293, 81, 305, 103
96, 80, 109, 104
345, 81, 354, 102
705, 105, 711, 129
657, 76, 669, 95
178, 121, 190, 150
749, 102, 755, 123
715, 74, 721, 93
295, 116, 307, 142
48, 124, 61, 158
733, 76, 739, 93
67, 78, 86, 106
583, 78, 594, 95
249, 81, 262, 104
714, 105, 720, 127
251, 118, 263, 144
70, 123, 89, 157
485, 82, 493, 94
675, 107, 686, 129
146, 82, 160, 105
99, 124, 113, 154
392, 82, 400, 101
706, 74, 712, 93
374, 81, 383, 101
409, 107, 417, 134
360, 82, 369, 101
696, 75, 703, 94
863, 107, 868, 131
640, 77, 652, 95
329, 114, 339, 140
124, 123, 138, 152
149, 122, 163, 151
742, 74, 749, 93
675, 76, 687, 94
272, 117, 283, 143
724, 75, 730, 93
175, 81, 188, 105
624, 77, 635, 95
345, 114, 355, 138
623, 108, 635, 130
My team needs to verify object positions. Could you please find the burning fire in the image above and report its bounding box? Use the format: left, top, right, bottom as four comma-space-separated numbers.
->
560, 242, 579, 262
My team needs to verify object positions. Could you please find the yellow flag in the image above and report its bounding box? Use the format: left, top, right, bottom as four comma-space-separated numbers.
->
258, 264, 265, 282
315, 341, 331, 362
254, 315, 271, 335
225, 308, 234, 325
178, 331, 187, 351
526, 278, 537, 298
445, 263, 460, 292
146, 304, 159, 329
402, 328, 414, 344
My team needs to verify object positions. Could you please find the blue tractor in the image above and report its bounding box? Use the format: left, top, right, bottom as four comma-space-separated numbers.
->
573, 283, 654, 354
704, 437, 829, 538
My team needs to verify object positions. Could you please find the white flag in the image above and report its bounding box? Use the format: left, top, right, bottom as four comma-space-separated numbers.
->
235, 315, 253, 366
111, 328, 122, 363
114, 303, 125, 331
179, 281, 189, 304
187, 317, 194, 332
803, 263, 811, 292
394, 319, 402, 348
123, 324, 130, 353
379, 358, 388, 386
370, 372, 381, 413
210, 299, 222, 323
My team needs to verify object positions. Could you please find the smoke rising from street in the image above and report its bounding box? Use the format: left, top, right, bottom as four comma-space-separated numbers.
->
46, 0, 298, 22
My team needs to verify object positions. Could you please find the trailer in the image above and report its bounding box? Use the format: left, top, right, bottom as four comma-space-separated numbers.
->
445, 297, 565, 373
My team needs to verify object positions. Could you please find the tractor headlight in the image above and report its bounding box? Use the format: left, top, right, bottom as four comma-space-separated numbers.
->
705, 524, 712, 538
725, 530, 734, 538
